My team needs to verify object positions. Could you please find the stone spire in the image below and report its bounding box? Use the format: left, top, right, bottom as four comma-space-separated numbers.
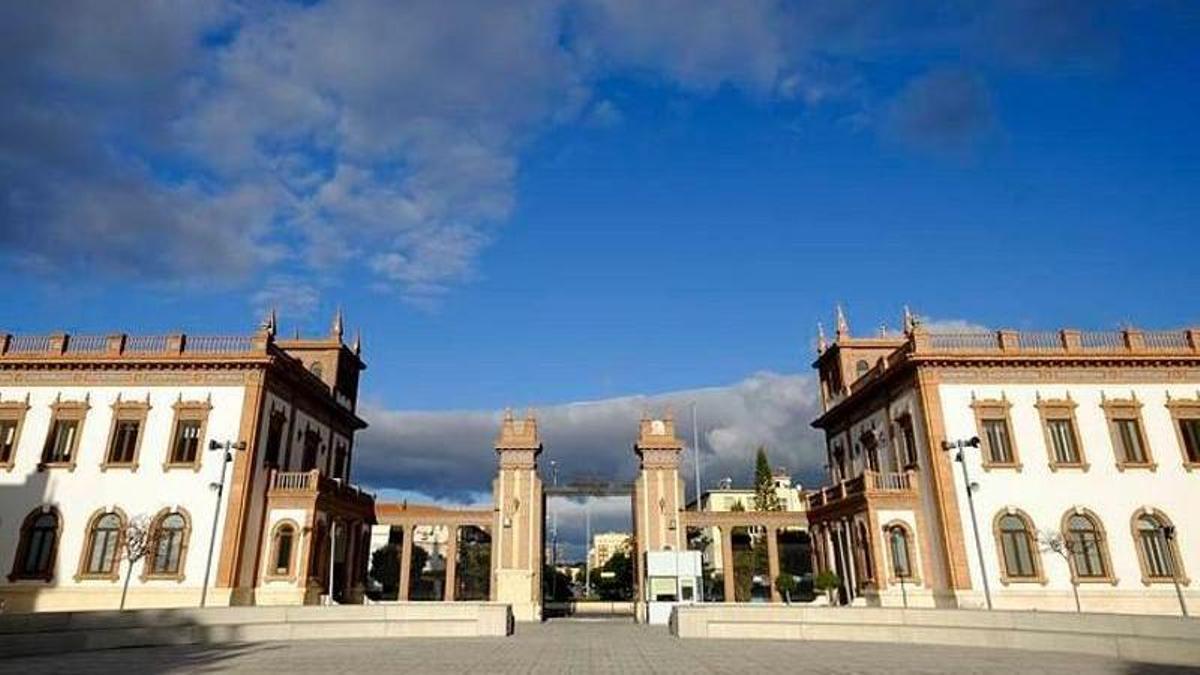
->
331, 307, 344, 341
816, 321, 827, 354
352, 329, 362, 356
903, 305, 916, 333
261, 308, 277, 337
835, 304, 850, 340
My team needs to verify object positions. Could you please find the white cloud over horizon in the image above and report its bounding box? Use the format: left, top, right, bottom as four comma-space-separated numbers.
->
354, 370, 825, 506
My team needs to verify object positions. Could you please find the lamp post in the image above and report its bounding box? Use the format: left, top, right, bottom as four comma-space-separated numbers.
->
327, 519, 338, 604
201, 439, 246, 608
689, 401, 702, 511
1162, 525, 1189, 617
550, 460, 559, 602
584, 501, 592, 599
942, 436, 992, 610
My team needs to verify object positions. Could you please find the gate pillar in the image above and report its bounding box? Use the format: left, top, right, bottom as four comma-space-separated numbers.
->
632, 413, 685, 621
491, 410, 544, 621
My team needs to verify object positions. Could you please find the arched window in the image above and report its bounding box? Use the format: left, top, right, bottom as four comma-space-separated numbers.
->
270, 522, 297, 577
888, 526, 913, 579
1064, 512, 1109, 580
855, 360, 870, 377
147, 510, 190, 579
82, 510, 125, 578
995, 511, 1040, 581
11, 507, 59, 581
1133, 510, 1186, 583
309, 361, 323, 378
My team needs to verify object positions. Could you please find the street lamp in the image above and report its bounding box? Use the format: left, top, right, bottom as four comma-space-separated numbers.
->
1161, 525, 1189, 617
550, 460, 559, 601
942, 436, 993, 610
200, 439, 246, 608
689, 401, 702, 512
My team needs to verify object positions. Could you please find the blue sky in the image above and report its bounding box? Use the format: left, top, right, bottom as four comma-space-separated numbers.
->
3, 2, 1199, 540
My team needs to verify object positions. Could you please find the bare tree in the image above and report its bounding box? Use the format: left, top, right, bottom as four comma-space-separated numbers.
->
119, 515, 153, 610
1038, 529, 1081, 613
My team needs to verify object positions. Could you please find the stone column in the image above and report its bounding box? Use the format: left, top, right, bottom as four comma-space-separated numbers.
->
443, 525, 459, 602
491, 410, 544, 621
398, 524, 414, 601
342, 519, 357, 594
721, 527, 735, 602
766, 526, 781, 603
633, 413, 685, 618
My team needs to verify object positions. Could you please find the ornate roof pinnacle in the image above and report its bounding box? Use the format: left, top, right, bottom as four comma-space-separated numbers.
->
835, 304, 850, 340
331, 307, 344, 341
817, 321, 827, 354
903, 305, 916, 333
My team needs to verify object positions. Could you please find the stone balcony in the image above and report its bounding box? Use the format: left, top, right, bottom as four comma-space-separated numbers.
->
267, 469, 375, 517
806, 470, 918, 512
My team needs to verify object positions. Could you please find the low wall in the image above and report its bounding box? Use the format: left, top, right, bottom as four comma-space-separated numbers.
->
0, 603, 513, 659
670, 605, 1200, 667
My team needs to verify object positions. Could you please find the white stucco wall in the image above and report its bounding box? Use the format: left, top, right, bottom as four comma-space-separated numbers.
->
0, 384, 245, 608
939, 382, 1199, 612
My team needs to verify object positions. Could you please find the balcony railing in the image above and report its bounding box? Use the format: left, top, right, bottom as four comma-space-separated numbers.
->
268, 469, 374, 508
184, 335, 255, 353
915, 328, 1199, 356
0, 331, 270, 358
806, 470, 916, 509
63, 334, 109, 353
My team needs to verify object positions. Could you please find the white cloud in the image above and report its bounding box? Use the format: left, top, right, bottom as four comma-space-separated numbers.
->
251, 276, 321, 321
919, 316, 991, 333
0, 1, 1152, 305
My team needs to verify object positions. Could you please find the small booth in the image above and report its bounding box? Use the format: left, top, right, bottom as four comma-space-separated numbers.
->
644, 550, 702, 625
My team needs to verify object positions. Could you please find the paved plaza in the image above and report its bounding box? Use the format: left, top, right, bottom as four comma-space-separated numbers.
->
1, 619, 1195, 674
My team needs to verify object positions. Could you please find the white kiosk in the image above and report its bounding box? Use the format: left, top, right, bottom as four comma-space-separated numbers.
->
644, 550, 702, 625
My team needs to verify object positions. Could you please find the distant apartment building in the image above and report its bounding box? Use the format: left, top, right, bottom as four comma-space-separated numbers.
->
691, 471, 809, 575
588, 532, 631, 570
807, 308, 1198, 615
0, 313, 375, 612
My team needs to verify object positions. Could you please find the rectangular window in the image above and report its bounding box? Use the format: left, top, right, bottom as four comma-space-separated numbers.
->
0, 419, 17, 464
1046, 419, 1081, 464
982, 419, 1014, 464
894, 416, 918, 468
264, 411, 286, 467
1179, 418, 1200, 464
972, 396, 1020, 470
171, 420, 202, 464
107, 420, 141, 465
42, 419, 78, 464
1114, 418, 1147, 464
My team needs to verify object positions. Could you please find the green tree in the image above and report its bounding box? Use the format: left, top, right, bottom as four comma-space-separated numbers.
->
457, 533, 492, 601
543, 564, 574, 601
814, 569, 841, 604
753, 446, 782, 512
775, 574, 798, 604
589, 549, 634, 600
370, 544, 401, 599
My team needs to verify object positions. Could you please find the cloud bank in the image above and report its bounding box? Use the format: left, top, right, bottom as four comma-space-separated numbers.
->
356, 370, 824, 502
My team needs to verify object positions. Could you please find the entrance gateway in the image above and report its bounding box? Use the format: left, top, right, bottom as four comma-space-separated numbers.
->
493, 410, 704, 623
371, 409, 810, 621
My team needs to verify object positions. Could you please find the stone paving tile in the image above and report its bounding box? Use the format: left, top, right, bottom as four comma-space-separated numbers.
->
1, 619, 1195, 674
